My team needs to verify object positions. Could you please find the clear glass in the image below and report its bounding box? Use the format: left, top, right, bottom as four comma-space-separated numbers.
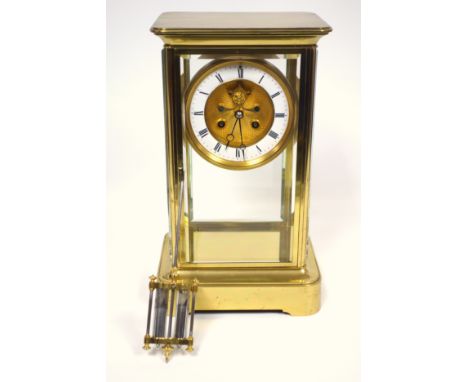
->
181, 53, 301, 264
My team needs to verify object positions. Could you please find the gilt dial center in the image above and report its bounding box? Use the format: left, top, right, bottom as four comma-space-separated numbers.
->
204, 79, 274, 148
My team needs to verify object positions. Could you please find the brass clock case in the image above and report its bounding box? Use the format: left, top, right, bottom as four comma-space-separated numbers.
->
185, 59, 297, 170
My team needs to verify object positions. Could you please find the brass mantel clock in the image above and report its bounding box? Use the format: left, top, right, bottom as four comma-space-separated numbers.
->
143, 12, 332, 361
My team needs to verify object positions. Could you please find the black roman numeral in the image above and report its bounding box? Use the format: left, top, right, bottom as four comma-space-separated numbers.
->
235, 147, 245, 159
214, 142, 222, 152
198, 90, 209, 95
275, 113, 285, 118
238, 65, 244, 78
215, 73, 223, 83
258, 74, 264, 84
268, 130, 279, 139
199, 128, 208, 138
270, 91, 280, 99
256, 145, 262, 153
193, 111, 204, 116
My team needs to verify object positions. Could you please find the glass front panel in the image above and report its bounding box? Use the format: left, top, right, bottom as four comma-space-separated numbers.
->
180, 52, 302, 265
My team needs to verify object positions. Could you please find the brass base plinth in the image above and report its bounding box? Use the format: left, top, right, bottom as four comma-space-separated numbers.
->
156, 234, 320, 316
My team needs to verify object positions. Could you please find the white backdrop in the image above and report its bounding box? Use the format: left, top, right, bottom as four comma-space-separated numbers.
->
107, 1, 360, 381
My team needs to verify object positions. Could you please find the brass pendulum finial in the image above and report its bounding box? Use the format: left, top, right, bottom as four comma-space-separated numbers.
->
143, 334, 151, 351
186, 336, 194, 353
162, 344, 173, 362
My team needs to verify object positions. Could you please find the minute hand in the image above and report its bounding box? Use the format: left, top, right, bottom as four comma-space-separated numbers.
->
239, 119, 244, 146
238, 119, 245, 159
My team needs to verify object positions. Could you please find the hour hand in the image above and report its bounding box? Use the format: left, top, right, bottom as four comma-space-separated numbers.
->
225, 134, 234, 149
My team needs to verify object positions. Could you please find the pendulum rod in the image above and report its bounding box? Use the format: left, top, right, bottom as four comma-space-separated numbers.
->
153, 288, 168, 338
188, 288, 196, 338
175, 291, 188, 338
145, 286, 155, 337
167, 288, 176, 339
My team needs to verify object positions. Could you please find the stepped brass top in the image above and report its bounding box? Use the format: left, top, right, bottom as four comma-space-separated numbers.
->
151, 12, 332, 46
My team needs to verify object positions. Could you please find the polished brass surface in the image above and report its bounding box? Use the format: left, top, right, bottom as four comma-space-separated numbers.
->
204, 79, 273, 149
157, 234, 320, 315
151, 12, 332, 46
185, 59, 296, 170
159, 36, 324, 46
146, 13, 330, 358
192, 230, 280, 263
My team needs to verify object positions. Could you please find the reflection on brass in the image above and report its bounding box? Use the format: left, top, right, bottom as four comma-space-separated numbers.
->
151, 12, 332, 46
192, 230, 281, 263
158, 234, 321, 315
204, 79, 273, 148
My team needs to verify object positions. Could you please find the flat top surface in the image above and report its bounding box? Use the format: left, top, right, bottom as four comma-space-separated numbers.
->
151, 12, 332, 35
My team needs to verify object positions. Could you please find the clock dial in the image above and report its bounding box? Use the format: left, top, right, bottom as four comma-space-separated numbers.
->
185, 60, 295, 170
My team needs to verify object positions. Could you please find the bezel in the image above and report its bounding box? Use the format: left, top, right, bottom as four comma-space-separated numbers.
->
184, 59, 297, 170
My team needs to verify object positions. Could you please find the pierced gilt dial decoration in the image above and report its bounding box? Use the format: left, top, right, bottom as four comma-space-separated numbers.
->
185, 60, 296, 170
